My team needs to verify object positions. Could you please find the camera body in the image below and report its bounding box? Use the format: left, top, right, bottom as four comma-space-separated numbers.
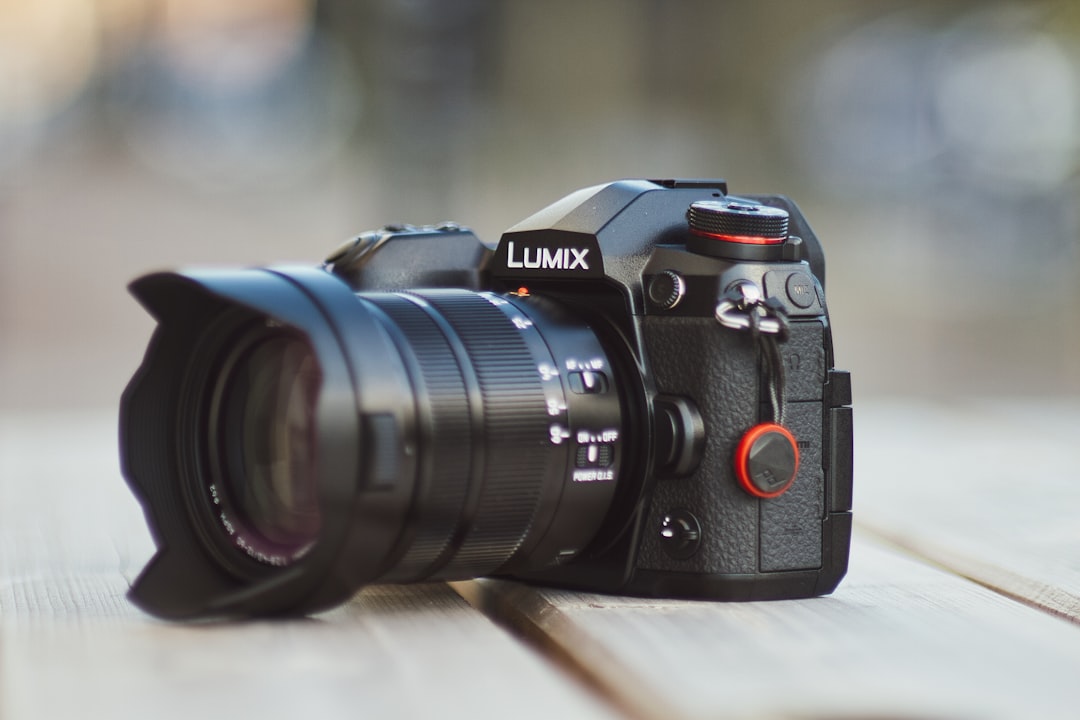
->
121, 178, 852, 619
325, 178, 853, 601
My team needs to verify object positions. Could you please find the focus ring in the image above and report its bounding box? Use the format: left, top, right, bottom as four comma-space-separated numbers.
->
361, 294, 475, 579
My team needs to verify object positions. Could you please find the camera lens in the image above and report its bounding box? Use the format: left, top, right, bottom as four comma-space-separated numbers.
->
211, 329, 322, 564
122, 268, 630, 617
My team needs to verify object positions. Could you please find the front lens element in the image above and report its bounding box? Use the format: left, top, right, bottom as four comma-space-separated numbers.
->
216, 329, 322, 563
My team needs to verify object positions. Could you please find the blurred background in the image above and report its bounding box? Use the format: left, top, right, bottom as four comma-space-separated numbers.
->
1, 0, 1078, 410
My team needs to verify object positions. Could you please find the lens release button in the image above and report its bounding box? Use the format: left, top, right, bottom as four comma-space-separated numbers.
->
653, 395, 705, 478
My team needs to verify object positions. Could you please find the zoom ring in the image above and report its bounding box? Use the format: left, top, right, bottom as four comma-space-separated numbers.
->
412, 291, 553, 579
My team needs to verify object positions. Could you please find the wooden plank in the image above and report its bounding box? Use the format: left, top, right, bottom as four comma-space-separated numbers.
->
1, 583, 623, 720
455, 534, 1080, 720
0, 412, 621, 720
10, 405, 1080, 719
856, 399, 1080, 622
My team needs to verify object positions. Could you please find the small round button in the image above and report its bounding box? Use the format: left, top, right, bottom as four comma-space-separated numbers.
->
734, 423, 800, 498
785, 272, 816, 309
659, 510, 702, 559
647, 270, 686, 310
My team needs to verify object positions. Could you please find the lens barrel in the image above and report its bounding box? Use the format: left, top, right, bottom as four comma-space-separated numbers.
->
121, 268, 626, 618
363, 291, 559, 581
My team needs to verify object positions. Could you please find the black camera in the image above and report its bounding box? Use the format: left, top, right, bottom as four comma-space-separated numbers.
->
121, 179, 853, 619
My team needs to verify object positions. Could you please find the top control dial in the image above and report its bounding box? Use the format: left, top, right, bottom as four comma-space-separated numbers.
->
687, 200, 789, 244
686, 200, 791, 261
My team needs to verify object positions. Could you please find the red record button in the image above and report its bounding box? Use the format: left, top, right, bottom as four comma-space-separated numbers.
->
734, 423, 800, 499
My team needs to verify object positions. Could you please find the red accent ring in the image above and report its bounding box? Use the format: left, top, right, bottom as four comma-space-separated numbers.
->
734, 423, 800, 498
689, 228, 786, 246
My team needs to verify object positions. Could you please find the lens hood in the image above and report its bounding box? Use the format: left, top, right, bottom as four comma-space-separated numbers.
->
122, 267, 404, 618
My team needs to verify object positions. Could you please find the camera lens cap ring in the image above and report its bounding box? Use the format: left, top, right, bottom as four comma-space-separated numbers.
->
734, 423, 799, 499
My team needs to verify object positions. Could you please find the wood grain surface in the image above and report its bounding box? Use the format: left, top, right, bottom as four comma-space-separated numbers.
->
0, 412, 618, 720
456, 536, 1080, 720
3, 403, 1079, 719
856, 400, 1080, 622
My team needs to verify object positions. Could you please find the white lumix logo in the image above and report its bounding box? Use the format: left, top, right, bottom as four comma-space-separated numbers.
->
506, 241, 590, 270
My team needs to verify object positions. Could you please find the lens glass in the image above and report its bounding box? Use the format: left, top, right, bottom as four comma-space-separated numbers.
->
218, 330, 322, 561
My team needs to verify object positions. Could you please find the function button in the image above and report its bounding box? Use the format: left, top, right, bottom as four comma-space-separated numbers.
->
763, 270, 820, 314
785, 271, 816, 309
568, 370, 608, 394
647, 270, 686, 310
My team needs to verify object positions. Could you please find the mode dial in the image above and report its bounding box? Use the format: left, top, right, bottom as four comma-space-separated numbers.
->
686, 200, 791, 260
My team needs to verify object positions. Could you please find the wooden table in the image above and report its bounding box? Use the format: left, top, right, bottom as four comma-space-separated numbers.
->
3, 401, 1079, 719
